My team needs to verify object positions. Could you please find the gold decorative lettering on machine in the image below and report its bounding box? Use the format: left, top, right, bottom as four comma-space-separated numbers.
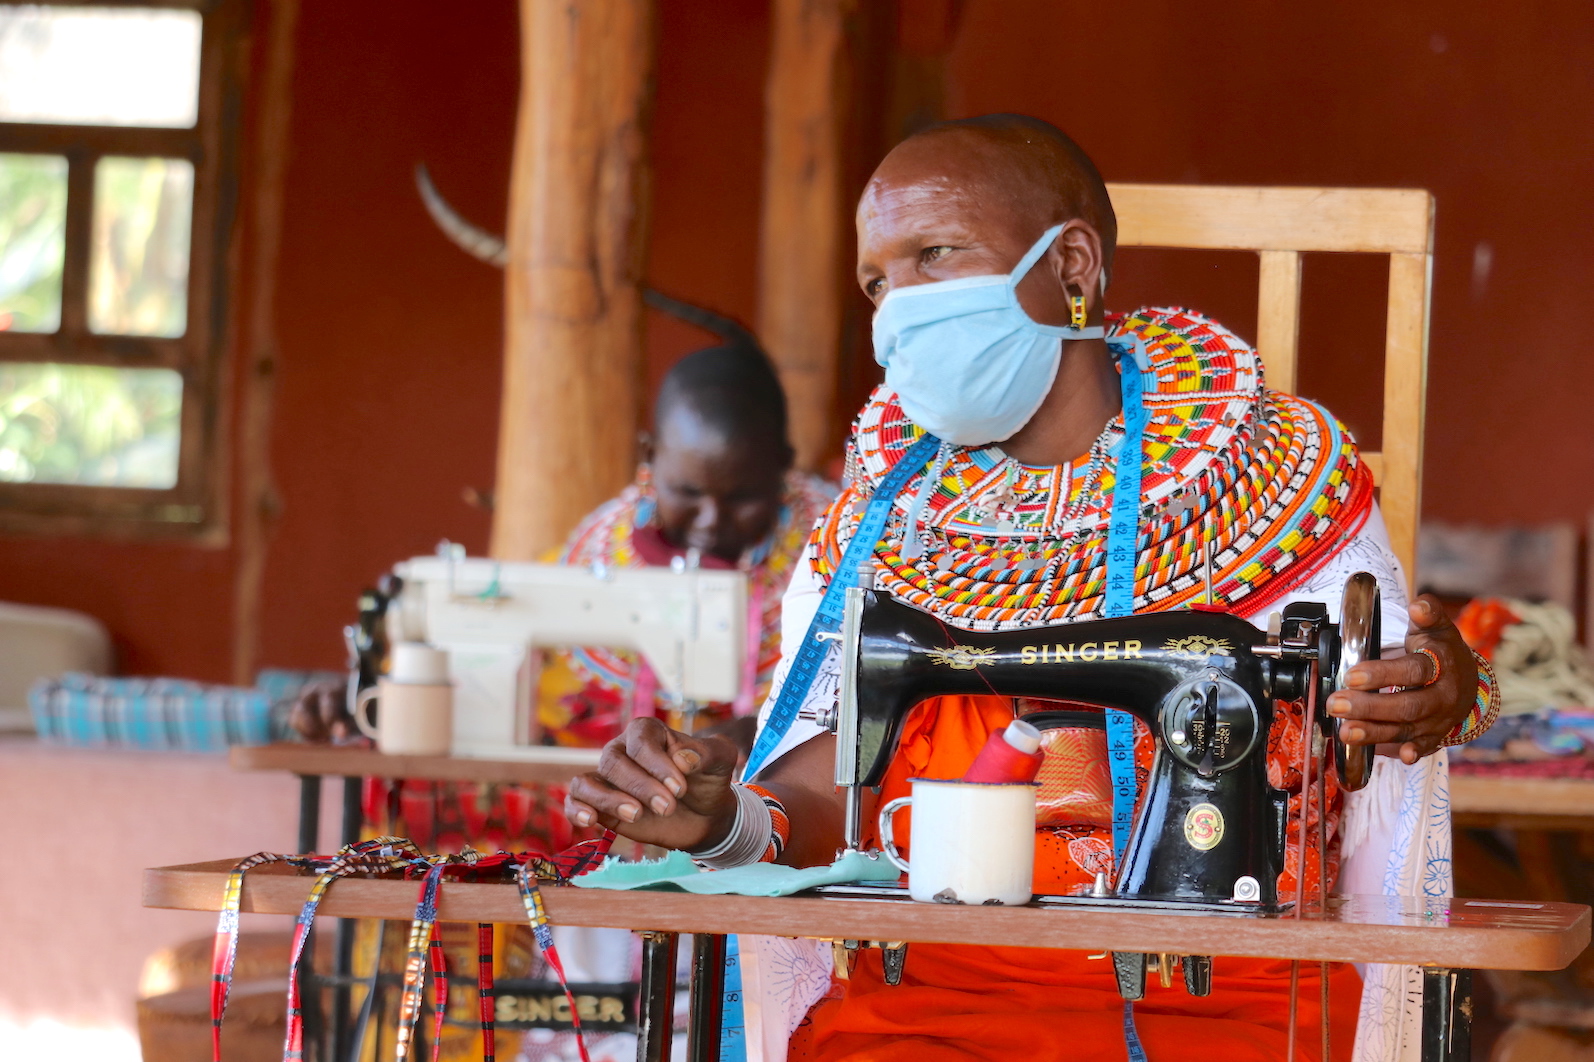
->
1161, 635, 1235, 661
926, 645, 998, 670
1018, 640, 1144, 665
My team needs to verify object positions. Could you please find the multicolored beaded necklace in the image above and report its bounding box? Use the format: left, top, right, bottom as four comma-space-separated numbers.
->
812, 307, 1375, 628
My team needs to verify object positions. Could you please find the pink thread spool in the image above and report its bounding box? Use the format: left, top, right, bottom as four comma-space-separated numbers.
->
962, 718, 1044, 783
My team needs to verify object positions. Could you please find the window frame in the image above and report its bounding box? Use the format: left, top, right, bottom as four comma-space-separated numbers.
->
0, 0, 246, 540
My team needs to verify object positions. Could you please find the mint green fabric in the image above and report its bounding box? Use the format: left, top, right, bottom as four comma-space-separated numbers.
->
573, 848, 899, 897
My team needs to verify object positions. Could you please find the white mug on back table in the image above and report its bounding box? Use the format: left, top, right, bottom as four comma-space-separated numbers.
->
355, 642, 453, 756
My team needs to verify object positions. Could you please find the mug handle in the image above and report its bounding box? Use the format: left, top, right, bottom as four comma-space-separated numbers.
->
354, 686, 381, 741
877, 796, 913, 874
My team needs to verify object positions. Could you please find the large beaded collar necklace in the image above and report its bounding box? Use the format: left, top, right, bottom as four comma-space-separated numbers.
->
812, 307, 1374, 630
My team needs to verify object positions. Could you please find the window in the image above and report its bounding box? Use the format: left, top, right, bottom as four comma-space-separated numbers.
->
0, 2, 243, 535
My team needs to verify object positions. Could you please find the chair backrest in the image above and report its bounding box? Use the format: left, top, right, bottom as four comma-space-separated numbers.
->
1106, 183, 1435, 589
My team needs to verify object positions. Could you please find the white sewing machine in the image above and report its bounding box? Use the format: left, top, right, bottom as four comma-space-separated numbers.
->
385, 551, 747, 762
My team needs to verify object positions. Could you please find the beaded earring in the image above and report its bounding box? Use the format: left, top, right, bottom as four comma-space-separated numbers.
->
634, 463, 658, 527
1070, 292, 1088, 330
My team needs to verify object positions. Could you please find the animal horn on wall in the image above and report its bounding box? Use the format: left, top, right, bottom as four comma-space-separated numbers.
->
416, 163, 758, 349
415, 163, 508, 267
640, 290, 761, 350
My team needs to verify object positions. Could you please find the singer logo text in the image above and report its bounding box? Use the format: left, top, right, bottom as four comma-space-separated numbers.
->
1018, 641, 1143, 664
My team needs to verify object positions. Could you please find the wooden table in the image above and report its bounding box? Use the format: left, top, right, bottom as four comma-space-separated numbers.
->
230, 743, 601, 788
229, 742, 601, 853
146, 857, 1591, 1062
228, 743, 600, 1060
1450, 773, 1594, 830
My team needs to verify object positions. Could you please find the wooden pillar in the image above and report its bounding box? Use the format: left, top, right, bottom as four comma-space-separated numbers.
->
758, 0, 855, 473
492, 0, 656, 560
231, 0, 299, 684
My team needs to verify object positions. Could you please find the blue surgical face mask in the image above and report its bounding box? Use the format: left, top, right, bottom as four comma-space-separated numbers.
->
872, 223, 1104, 447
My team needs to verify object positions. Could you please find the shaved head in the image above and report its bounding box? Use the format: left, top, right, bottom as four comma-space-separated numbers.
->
855, 114, 1117, 315
906, 115, 1116, 277
647, 338, 793, 562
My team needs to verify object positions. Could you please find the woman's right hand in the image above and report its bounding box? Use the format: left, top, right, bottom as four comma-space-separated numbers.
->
288, 679, 357, 743
565, 717, 741, 852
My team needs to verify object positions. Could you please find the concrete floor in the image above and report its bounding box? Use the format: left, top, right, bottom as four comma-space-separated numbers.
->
0, 738, 342, 1061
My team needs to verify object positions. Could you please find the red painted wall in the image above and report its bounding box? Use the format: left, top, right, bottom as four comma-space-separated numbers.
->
255, 0, 773, 673
943, 0, 1594, 526
1, 0, 1589, 680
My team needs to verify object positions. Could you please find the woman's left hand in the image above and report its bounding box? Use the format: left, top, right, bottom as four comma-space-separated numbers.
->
1325, 595, 1478, 764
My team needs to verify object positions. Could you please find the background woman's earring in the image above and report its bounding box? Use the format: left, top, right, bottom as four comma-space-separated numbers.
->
1070, 293, 1088, 330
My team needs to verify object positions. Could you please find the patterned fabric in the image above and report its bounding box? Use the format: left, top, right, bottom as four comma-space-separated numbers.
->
1344, 753, 1452, 1062
1032, 723, 1113, 828
30, 673, 279, 750
811, 307, 1375, 628
541, 468, 835, 744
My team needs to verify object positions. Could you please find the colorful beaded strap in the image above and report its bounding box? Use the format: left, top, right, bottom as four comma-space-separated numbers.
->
395, 859, 452, 1062
210, 852, 287, 1062
283, 838, 427, 1061
209, 831, 616, 1062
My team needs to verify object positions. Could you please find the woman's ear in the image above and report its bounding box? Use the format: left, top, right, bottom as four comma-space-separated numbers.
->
1056, 220, 1106, 318
637, 430, 655, 467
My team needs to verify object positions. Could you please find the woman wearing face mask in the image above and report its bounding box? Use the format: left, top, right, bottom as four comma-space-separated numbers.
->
567, 117, 1498, 1062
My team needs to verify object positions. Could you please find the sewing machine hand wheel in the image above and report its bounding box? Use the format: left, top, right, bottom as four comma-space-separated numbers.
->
1333, 572, 1380, 791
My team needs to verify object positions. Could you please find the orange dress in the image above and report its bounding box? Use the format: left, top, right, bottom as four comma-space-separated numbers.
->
789, 695, 1359, 1062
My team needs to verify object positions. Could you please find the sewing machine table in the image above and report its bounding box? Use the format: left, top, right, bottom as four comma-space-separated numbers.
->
145, 858, 1588, 1062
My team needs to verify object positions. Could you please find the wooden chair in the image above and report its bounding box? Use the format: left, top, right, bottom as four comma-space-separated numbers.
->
1106, 183, 1435, 588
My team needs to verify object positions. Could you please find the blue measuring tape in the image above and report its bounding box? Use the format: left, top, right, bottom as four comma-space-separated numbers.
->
741, 431, 943, 781
1103, 333, 1150, 864
722, 431, 941, 1061
1104, 333, 1152, 1062
720, 936, 746, 1058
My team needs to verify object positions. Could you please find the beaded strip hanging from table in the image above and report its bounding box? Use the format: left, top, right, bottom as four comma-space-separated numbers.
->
209, 831, 615, 1062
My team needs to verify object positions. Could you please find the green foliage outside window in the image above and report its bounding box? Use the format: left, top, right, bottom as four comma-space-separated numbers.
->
0, 152, 67, 333
0, 363, 181, 488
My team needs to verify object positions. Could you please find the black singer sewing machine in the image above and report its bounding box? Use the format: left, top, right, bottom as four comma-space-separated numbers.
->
821, 573, 1382, 914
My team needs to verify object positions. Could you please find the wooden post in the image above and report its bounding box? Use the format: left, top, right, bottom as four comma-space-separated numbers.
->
231, 0, 299, 684
492, 0, 656, 560
758, 0, 855, 473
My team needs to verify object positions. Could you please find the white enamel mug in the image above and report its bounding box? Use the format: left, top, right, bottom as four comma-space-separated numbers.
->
877, 777, 1038, 905
355, 678, 453, 756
